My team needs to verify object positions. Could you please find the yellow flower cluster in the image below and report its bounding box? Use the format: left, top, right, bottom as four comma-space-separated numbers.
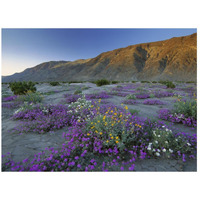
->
124, 106, 128, 110
86, 102, 134, 147
135, 124, 142, 128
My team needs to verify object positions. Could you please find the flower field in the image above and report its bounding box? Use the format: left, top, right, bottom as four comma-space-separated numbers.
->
1, 81, 197, 171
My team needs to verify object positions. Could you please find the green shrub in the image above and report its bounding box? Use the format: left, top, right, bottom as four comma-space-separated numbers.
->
9, 81, 36, 95
49, 82, 60, 86
150, 93, 155, 98
95, 79, 110, 86
152, 81, 157, 84
165, 81, 175, 88
16, 92, 43, 104
111, 81, 119, 84
173, 99, 197, 120
69, 81, 84, 84
136, 87, 145, 92
74, 88, 82, 94
141, 81, 150, 83
129, 109, 140, 115
42, 91, 56, 95
126, 94, 136, 100
186, 81, 195, 84
82, 86, 90, 90
13, 102, 36, 114
158, 80, 168, 85
131, 81, 136, 83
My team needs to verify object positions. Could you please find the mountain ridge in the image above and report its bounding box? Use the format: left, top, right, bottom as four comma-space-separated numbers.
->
2, 33, 197, 82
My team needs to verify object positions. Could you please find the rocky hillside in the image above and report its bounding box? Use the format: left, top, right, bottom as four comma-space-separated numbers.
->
2, 33, 197, 82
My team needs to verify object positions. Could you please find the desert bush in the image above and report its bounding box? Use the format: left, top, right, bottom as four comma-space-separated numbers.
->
95, 79, 110, 86
9, 81, 36, 95
49, 82, 60, 86
173, 99, 197, 120
158, 80, 167, 84
111, 81, 119, 84
13, 102, 36, 114
136, 87, 144, 91
186, 81, 195, 84
149, 93, 155, 98
129, 109, 140, 115
81, 86, 90, 90
16, 92, 43, 104
126, 94, 136, 100
69, 81, 84, 84
74, 88, 82, 94
165, 81, 175, 88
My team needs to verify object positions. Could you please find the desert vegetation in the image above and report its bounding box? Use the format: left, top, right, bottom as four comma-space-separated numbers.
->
2, 80, 197, 171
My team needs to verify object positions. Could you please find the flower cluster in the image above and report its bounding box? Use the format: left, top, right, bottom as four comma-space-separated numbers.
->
158, 109, 197, 127
125, 94, 136, 100
109, 91, 129, 97
147, 126, 196, 160
135, 94, 150, 99
12, 104, 74, 134
143, 99, 165, 105
2, 95, 18, 102
153, 91, 174, 98
2, 102, 22, 109
85, 92, 111, 100
65, 94, 81, 103
122, 99, 138, 105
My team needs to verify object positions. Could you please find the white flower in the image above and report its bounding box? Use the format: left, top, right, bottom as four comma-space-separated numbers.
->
147, 147, 151, 151
148, 143, 152, 146
155, 141, 158, 144
152, 149, 155, 152
175, 139, 178, 141
187, 143, 191, 146
155, 152, 160, 156
157, 149, 160, 152
162, 148, 166, 152
157, 135, 160, 137
162, 126, 165, 128
165, 141, 168, 144
169, 149, 173, 153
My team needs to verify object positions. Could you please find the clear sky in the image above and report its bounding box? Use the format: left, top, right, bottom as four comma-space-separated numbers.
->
2, 28, 197, 76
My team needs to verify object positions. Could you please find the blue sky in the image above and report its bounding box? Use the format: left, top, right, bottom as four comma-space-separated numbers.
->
2, 28, 197, 76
